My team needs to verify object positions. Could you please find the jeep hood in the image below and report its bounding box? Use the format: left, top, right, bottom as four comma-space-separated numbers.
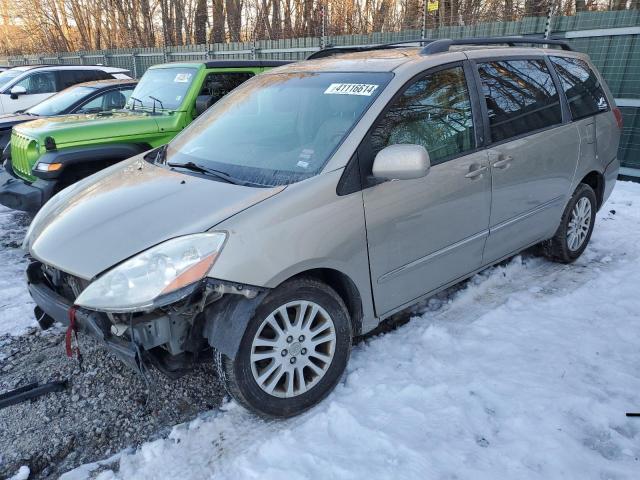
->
26, 156, 285, 280
14, 111, 162, 145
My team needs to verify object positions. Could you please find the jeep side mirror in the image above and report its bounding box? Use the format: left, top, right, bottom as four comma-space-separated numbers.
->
195, 95, 214, 116
372, 144, 430, 181
10, 85, 26, 100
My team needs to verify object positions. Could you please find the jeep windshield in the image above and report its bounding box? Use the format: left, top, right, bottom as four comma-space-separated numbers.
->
28, 85, 97, 116
165, 72, 392, 186
126, 67, 196, 111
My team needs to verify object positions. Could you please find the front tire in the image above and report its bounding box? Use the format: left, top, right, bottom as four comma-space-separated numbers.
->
543, 183, 597, 263
215, 277, 352, 418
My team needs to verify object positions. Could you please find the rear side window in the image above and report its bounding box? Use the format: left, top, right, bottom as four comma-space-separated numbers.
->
550, 56, 608, 120
370, 66, 475, 166
58, 71, 81, 89
200, 72, 254, 101
477, 59, 562, 143
58, 70, 110, 89
81, 70, 111, 82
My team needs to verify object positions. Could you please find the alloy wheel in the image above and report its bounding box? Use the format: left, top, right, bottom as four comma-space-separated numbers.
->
567, 196, 592, 251
250, 300, 337, 398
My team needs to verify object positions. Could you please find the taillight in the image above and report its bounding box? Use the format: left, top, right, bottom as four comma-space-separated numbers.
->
613, 107, 623, 129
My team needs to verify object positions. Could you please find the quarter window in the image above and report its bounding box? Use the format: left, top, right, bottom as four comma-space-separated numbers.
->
550, 56, 608, 120
370, 66, 475, 165
477, 59, 562, 142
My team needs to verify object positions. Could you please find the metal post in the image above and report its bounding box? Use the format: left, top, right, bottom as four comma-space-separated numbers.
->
544, 5, 553, 39
421, 0, 427, 39
131, 54, 138, 78
321, 4, 326, 49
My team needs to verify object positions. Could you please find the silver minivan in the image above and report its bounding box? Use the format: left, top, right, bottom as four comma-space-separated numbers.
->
23, 38, 622, 418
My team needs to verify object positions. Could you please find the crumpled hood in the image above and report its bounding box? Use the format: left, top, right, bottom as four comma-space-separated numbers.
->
15, 111, 160, 145
26, 156, 284, 280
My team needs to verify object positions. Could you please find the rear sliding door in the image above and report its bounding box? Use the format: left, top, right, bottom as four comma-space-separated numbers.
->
475, 56, 582, 264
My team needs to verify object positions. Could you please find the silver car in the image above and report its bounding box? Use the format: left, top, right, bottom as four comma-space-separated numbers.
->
23, 38, 622, 418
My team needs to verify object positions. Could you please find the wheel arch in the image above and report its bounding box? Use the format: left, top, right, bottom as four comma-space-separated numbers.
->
579, 170, 604, 210
284, 268, 365, 337
36, 142, 153, 192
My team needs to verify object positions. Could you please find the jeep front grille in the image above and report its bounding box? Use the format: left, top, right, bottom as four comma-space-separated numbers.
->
11, 132, 38, 182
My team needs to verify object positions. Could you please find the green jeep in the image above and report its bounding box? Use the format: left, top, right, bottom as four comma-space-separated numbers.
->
0, 60, 288, 212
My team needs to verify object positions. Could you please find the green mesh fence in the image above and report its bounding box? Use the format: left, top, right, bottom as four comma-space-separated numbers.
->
2, 10, 639, 170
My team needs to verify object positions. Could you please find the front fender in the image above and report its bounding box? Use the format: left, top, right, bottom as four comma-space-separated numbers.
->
203, 290, 268, 360
33, 143, 150, 180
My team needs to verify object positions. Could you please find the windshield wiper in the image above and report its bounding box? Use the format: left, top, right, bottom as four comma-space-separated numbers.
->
148, 95, 165, 114
168, 161, 245, 185
129, 96, 143, 111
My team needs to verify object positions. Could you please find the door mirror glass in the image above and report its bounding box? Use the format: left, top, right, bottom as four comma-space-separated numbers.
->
10, 85, 26, 99
372, 144, 430, 181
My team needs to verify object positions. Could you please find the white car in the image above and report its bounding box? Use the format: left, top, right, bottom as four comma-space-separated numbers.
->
0, 65, 131, 114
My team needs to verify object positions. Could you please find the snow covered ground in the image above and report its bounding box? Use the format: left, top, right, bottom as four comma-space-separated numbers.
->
0, 208, 33, 337
4, 181, 640, 479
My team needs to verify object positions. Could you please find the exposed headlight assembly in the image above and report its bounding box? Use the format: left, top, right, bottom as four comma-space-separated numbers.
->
75, 232, 226, 312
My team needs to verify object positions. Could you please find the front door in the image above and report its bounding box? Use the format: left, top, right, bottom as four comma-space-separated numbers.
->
4, 71, 57, 114
362, 64, 491, 316
475, 58, 580, 263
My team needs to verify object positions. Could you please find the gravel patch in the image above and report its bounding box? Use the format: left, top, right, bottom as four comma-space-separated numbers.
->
0, 327, 225, 479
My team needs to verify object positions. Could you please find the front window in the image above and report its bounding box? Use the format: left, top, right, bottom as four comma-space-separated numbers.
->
370, 66, 475, 166
75, 88, 133, 113
126, 67, 197, 111
28, 85, 97, 116
165, 72, 392, 186
14, 72, 57, 94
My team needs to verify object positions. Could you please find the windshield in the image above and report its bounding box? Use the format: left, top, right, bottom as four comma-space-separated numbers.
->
126, 67, 196, 111
165, 72, 392, 186
0, 69, 22, 89
27, 85, 97, 116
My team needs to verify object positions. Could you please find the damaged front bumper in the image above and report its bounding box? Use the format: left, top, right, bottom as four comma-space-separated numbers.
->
26, 260, 265, 377
27, 264, 143, 371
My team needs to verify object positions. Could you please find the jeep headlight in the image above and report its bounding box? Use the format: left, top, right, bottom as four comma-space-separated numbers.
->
75, 233, 226, 312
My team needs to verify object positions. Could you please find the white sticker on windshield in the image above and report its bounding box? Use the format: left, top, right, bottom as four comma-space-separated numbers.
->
174, 73, 192, 83
324, 83, 379, 96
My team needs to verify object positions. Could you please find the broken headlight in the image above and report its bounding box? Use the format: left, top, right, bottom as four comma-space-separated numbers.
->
75, 232, 226, 312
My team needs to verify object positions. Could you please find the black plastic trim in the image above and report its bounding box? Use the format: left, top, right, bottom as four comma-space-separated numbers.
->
203, 60, 290, 69
421, 36, 572, 55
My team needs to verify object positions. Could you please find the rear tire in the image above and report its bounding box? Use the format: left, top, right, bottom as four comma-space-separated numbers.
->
542, 183, 596, 263
214, 277, 352, 418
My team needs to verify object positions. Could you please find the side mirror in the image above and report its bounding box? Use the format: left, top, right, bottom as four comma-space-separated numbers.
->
372, 144, 430, 181
10, 85, 26, 100
195, 95, 214, 116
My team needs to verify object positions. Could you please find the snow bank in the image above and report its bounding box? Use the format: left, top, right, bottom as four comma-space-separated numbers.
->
0, 207, 34, 336
54, 182, 640, 479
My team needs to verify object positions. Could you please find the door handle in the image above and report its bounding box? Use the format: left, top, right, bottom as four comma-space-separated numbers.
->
492, 155, 513, 169
465, 165, 488, 179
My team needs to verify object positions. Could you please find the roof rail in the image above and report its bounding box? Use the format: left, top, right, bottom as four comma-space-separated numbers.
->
420, 36, 572, 54
307, 39, 435, 60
